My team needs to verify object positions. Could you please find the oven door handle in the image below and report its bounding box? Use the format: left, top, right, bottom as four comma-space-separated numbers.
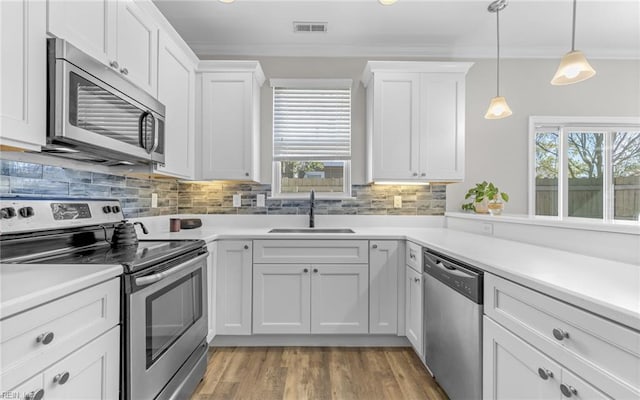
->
135, 253, 208, 287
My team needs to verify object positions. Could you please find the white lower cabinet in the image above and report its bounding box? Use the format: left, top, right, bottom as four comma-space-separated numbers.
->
253, 263, 368, 334
311, 264, 369, 334
484, 317, 560, 400
215, 240, 252, 335
405, 265, 423, 358
1, 279, 120, 400
369, 241, 400, 334
253, 264, 311, 334
484, 317, 618, 400
42, 326, 120, 400
206, 242, 218, 342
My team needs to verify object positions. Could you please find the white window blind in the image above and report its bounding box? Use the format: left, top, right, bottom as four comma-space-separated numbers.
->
273, 83, 351, 161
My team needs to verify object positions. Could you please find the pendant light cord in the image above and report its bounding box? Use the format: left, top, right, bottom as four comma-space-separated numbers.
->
571, 0, 577, 51
496, 8, 501, 96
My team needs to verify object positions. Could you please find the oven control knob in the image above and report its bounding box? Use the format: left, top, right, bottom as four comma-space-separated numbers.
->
102, 205, 112, 214
18, 207, 35, 218
112, 205, 121, 213
1, 207, 16, 219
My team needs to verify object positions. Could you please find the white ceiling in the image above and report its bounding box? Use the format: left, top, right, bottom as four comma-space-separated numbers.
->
152, 0, 640, 59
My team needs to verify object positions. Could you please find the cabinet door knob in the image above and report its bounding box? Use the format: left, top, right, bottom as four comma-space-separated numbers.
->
109, 60, 119, 69
414, 277, 420, 283
120, 67, 128, 75
372, 244, 378, 249
245, 172, 249, 177
537, 368, 554, 380
552, 328, 569, 341
303, 268, 309, 273
244, 245, 249, 250
313, 268, 318, 273
421, 172, 426, 177
25, 389, 44, 400
36, 332, 54, 345
560, 384, 578, 397
412, 172, 418, 176
53, 371, 70, 385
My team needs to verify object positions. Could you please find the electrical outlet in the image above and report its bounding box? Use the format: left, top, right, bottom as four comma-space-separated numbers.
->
233, 194, 241, 207
151, 193, 158, 208
256, 194, 266, 207
482, 222, 494, 235
393, 196, 402, 208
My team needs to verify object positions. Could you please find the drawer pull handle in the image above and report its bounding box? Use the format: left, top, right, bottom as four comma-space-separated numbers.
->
560, 384, 578, 397
313, 268, 318, 273
244, 245, 249, 250
372, 244, 378, 249
552, 328, 569, 341
303, 268, 309, 273
25, 389, 44, 400
53, 371, 70, 385
36, 332, 54, 345
537, 368, 554, 380
409, 252, 416, 260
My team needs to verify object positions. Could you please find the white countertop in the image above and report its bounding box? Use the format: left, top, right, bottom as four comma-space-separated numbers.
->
143, 224, 640, 332
0, 264, 123, 320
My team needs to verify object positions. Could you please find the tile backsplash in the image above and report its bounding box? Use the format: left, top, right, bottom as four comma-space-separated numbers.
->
0, 160, 178, 218
0, 160, 446, 217
178, 181, 445, 216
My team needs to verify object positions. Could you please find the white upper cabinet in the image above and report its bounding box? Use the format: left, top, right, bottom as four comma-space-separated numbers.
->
47, 0, 158, 96
362, 61, 473, 183
1, 0, 47, 150
115, 0, 158, 96
47, 0, 117, 66
154, 31, 196, 179
198, 61, 265, 181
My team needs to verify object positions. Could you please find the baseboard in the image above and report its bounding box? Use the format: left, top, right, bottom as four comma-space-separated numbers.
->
209, 334, 410, 347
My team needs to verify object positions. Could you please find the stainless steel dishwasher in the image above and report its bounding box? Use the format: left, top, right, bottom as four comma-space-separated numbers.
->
423, 249, 483, 400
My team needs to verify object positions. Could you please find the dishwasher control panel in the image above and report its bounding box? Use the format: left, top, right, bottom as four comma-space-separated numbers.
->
423, 249, 483, 304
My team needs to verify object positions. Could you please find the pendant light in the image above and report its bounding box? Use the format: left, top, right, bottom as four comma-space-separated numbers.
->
485, 0, 512, 120
551, 0, 596, 85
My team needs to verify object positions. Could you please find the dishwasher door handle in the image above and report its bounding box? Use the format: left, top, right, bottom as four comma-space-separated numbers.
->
432, 260, 475, 279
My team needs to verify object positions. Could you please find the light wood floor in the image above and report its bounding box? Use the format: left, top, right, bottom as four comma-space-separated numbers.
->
191, 347, 449, 400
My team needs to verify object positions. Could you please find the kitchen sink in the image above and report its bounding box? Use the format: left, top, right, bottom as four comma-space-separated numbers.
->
268, 228, 355, 234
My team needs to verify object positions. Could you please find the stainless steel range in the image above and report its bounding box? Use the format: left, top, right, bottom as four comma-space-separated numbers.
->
0, 197, 208, 400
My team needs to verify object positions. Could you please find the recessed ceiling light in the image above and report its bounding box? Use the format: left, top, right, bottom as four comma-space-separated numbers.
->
379, 0, 398, 5
219, 0, 235, 3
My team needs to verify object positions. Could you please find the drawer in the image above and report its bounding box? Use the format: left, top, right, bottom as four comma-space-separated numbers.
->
406, 241, 422, 272
0, 278, 120, 390
485, 274, 640, 397
3, 373, 44, 399
253, 240, 369, 264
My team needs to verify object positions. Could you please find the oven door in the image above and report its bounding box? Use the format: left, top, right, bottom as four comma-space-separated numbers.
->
128, 252, 208, 400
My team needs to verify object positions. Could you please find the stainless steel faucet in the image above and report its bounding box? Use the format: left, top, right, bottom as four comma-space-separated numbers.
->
309, 189, 315, 228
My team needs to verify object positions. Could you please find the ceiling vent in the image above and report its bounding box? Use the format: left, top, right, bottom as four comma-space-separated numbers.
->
293, 21, 328, 33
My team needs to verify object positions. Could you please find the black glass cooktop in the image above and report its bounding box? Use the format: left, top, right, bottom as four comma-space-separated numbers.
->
27, 239, 206, 273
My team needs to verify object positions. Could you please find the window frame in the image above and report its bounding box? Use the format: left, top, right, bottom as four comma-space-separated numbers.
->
270, 79, 353, 199
528, 116, 640, 223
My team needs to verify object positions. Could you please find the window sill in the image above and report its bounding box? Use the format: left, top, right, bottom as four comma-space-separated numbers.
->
269, 194, 356, 201
445, 211, 640, 235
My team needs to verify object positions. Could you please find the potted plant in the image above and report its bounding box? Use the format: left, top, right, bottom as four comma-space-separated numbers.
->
462, 181, 509, 215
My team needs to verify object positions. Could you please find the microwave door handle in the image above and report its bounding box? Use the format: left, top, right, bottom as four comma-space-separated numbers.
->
148, 113, 157, 152
135, 253, 208, 287
138, 111, 149, 151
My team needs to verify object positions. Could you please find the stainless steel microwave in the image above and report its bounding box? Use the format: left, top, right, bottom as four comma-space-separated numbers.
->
45, 38, 165, 166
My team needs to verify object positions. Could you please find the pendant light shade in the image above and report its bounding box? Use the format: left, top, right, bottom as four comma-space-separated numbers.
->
485, 96, 513, 119
551, 50, 596, 85
485, 0, 512, 120
551, 0, 596, 85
